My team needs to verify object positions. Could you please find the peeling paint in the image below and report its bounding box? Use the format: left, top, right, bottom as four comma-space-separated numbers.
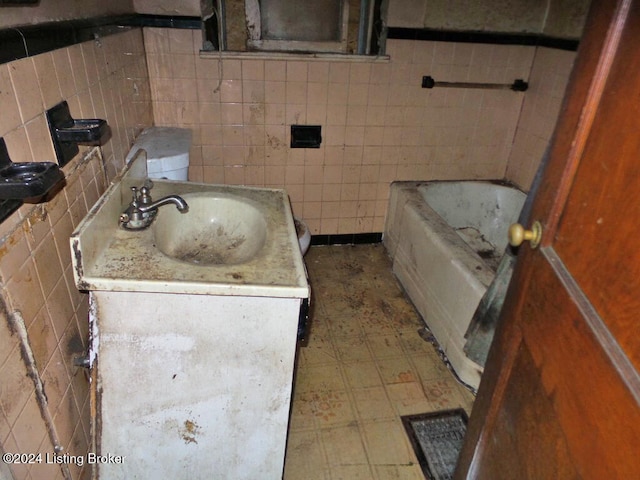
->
88, 293, 99, 369
71, 238, 84, 280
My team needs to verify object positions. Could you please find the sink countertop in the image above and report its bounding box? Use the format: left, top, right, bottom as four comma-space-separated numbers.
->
70, 154, 309, 298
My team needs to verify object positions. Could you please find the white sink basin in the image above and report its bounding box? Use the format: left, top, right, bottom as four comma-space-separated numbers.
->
152, 193, 267, 265
70, 152, 308, 298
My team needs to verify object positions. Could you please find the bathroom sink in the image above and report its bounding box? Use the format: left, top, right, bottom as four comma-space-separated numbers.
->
70, 150, 308, 297
152, 193, 267, 265
72, 154, 309, 479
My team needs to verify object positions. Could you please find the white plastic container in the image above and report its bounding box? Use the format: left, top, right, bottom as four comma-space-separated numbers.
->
127, 127, 191, 180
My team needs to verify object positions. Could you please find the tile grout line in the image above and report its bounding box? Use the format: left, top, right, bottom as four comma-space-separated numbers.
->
5, 309, 71, 480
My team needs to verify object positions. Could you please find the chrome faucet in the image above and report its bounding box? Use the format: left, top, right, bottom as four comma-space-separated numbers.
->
119, 183, 188, 230
137, 193, 189, 213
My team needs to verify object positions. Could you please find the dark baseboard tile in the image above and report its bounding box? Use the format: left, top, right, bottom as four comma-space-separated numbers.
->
311, 232, 383, 246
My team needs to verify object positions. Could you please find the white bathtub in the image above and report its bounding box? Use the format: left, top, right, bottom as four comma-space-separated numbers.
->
384, 181, 526, 389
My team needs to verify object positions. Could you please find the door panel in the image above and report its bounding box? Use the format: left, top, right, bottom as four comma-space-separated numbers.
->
477, 340, 579, 479
454, 1, 640, 478
521, 254, 640, 478
553, 5, 640, 368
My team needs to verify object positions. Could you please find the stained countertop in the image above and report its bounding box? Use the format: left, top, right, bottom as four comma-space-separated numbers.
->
71, 154, 309, 298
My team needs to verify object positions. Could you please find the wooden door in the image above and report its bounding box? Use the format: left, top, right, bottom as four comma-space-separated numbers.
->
454, 1, 640, 478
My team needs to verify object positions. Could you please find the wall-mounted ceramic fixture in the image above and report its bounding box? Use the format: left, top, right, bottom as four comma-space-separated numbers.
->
46, 101, 110, 167
0, 137, 65, 223
291, 125, 322, 148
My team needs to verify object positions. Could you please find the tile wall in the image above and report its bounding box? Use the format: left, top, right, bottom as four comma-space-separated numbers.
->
505, 47, 577, 189
0, 29, 152, 479
145, 28, 541, 235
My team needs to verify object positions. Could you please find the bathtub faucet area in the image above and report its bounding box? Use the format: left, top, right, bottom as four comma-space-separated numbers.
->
120, 184, 189, 230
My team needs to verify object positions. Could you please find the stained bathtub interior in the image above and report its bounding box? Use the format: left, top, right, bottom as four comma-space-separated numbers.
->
419, 182, 525, 271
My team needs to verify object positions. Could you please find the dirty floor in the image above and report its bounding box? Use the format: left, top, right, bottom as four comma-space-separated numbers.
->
283, 244, 475, 479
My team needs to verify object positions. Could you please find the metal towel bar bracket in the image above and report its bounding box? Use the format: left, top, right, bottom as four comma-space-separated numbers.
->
421, 75, 528, 91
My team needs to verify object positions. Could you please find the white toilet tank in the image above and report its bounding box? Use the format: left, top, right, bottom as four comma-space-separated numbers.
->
127, 127, 191, 181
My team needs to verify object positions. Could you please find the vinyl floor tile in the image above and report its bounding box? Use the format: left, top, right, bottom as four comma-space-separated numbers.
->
284, 244, 475, 479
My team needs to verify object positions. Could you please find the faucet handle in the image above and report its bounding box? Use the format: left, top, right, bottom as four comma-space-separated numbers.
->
143, 178, 154, 190
139, 186, 152, 205
130, 186, 139, 203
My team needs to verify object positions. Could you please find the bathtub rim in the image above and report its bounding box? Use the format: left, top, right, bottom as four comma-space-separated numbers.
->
385, 179, 524, 279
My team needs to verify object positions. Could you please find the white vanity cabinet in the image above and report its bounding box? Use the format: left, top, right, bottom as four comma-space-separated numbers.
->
72, 154, 309, 479
92, 291, 303, 479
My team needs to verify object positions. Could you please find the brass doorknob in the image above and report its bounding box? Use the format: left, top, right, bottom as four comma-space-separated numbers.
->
508, 221, 542, 248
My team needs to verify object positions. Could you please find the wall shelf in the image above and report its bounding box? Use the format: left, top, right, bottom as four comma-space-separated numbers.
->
46, 101, 110, 167
0, 137, 65, 223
